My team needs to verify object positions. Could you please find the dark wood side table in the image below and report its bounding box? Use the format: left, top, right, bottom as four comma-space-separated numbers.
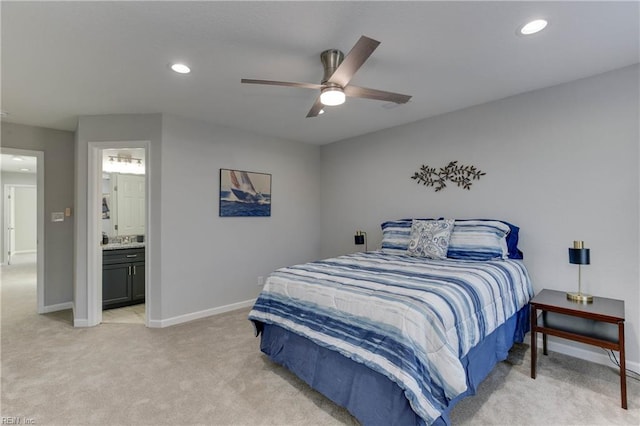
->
530, 289, 626, 409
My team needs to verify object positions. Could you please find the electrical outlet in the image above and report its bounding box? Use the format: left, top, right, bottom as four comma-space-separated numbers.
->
257, 276, 264, 287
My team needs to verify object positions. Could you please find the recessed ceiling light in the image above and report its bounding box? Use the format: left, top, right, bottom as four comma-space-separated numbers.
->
519, 19, 548, 35
20, 168, 30, 172
171, 63, 191, 74
12, 156, 24, 161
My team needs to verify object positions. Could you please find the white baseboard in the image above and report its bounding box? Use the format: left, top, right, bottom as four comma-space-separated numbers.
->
39, 301, 73, 314
71, 302, 90, 327
147, 299, 256, 328
73, 318, 90, 327
536, 335, 640, 373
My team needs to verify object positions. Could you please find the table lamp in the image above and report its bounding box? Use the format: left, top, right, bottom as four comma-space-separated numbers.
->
567, 240, 592, 303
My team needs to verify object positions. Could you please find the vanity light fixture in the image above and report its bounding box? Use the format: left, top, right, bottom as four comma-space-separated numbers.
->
108, 153, 142, 166
519, 19, 548, 35
171, 63, 191, 74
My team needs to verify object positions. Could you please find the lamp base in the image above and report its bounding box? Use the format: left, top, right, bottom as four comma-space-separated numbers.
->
566, 292, 593, 304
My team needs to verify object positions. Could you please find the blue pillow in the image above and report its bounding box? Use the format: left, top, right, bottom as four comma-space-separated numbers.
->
446, 220, 511, 261
499, 220, 523, 259
382, 218, 523, 259
380, 220, 413, 254
461, 219, 523, 259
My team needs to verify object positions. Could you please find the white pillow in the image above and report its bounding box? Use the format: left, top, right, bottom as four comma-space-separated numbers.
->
407, 219, 454, 259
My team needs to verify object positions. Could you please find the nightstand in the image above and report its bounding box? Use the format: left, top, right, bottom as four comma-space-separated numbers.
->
530, 289, 626, 409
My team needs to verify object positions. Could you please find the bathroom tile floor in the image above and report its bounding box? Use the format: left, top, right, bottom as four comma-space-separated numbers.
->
102, 303, 145, 324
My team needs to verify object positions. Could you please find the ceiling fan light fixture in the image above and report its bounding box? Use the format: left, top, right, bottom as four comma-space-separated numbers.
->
320, 87, 345, 106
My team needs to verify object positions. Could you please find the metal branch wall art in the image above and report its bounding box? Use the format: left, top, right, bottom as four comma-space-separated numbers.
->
411, 161, 486, 192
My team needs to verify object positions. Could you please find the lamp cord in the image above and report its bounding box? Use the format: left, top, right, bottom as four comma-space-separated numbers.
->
603, 348, 640, 381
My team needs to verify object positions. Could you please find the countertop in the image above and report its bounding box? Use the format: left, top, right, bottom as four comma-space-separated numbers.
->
102, 242, 146, 251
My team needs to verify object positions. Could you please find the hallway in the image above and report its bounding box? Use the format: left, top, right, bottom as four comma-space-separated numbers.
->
1, 253, 72, 326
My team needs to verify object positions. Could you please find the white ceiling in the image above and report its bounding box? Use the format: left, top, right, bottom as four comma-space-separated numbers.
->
0, 154, 37, 174
1, 1, 638, 145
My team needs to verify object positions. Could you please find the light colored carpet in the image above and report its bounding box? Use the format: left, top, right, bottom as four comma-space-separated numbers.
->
1, 260, 638, 425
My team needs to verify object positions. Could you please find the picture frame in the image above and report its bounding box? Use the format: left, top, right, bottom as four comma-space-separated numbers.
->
219, 168, 272, 217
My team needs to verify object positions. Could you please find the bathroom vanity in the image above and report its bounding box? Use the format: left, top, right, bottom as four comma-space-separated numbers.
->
102, 245, 145, 310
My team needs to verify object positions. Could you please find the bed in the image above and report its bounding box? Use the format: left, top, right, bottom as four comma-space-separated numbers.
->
249, 219, 533, 425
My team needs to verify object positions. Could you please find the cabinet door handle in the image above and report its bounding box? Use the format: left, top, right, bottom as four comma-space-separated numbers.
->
126, 254, 137, 258
128, 265, 132, 276
133, 265, 136, 275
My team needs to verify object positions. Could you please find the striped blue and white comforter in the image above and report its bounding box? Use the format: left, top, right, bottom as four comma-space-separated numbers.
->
249, 251, 533, 424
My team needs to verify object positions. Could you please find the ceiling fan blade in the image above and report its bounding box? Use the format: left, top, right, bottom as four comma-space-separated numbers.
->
344, 85, 412, 104
241, 79, 323, 90
327, 36, 380, 87
306, 97, 324, 118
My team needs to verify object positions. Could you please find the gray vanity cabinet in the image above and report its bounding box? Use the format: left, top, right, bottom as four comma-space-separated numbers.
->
102, 247, 145, 309
131, 261, 145, 302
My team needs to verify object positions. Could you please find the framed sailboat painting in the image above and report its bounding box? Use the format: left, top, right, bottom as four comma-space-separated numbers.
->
219, 168, 272, 217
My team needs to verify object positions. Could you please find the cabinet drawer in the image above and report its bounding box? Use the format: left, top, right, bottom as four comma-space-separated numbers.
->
103, 248, 145, 265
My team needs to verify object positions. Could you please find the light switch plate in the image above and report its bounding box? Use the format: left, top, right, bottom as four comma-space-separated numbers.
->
51, 212, 64, 222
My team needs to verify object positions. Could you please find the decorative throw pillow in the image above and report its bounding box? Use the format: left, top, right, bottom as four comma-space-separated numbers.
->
407, 219, 454, 259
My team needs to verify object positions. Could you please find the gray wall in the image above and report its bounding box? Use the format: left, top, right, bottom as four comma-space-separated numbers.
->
319, 65, 640, 365
0, 122, 75, 307
74, 113, 321, 324
75, 114, 163, 322
160, 115, 321, 319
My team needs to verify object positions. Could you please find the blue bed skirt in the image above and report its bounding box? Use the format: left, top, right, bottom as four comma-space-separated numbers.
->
257, 305, 530, 426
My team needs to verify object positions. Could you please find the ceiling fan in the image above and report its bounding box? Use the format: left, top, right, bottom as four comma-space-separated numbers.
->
241, 35, 412, 118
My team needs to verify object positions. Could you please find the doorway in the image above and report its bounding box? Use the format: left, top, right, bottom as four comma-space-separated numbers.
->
87, 141, 150, 327
4, 185, 37, 264
0, 148, 44, 313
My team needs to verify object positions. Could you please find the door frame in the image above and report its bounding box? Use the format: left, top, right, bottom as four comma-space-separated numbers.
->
1, 147, 45, 313
87, 141, 150, 326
